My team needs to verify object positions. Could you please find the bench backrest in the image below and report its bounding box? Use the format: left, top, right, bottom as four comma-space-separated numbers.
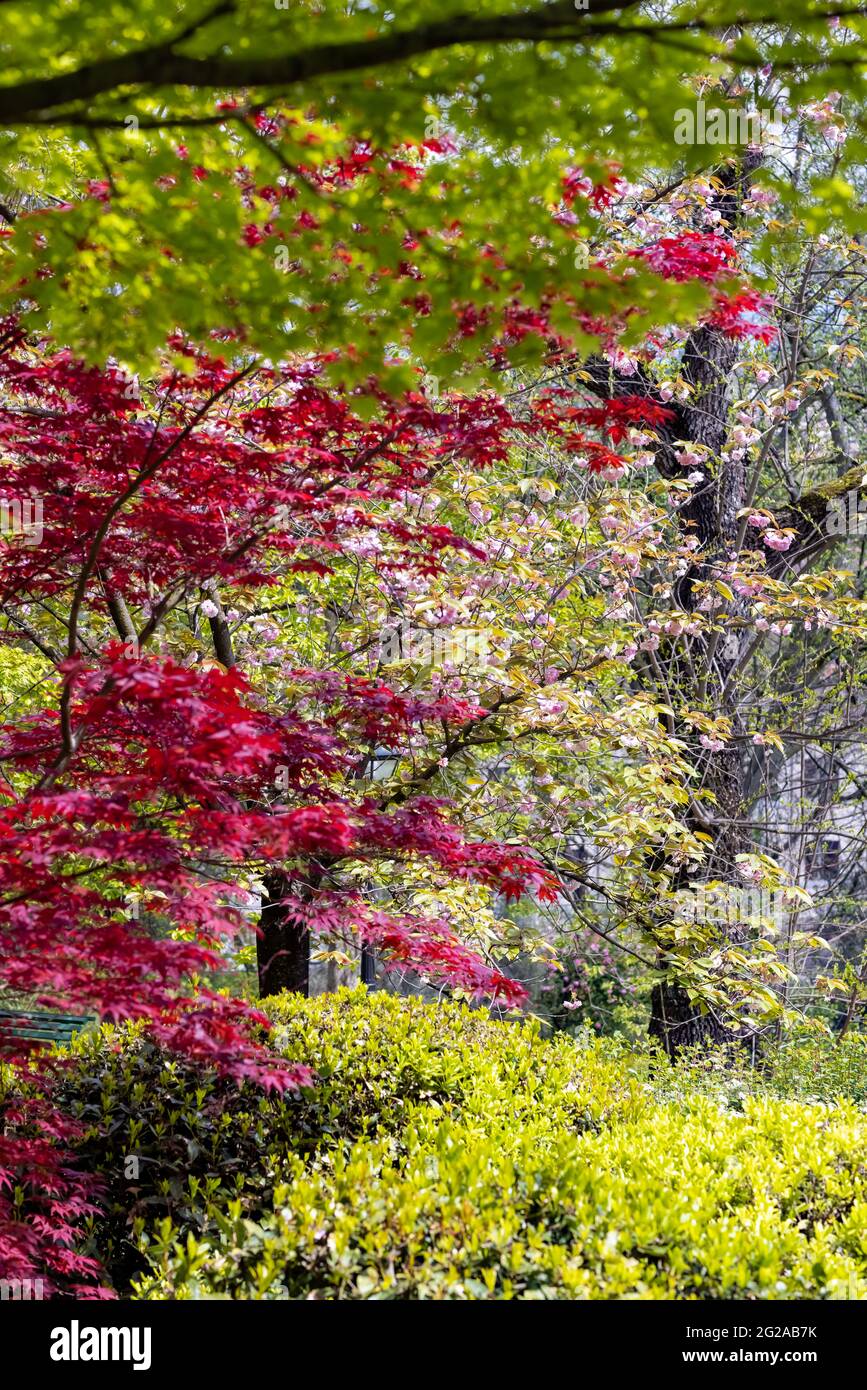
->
0, 1008, 96, 1048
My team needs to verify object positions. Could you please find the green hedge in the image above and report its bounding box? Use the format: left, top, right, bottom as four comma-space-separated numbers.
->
56, 989, 867, 1300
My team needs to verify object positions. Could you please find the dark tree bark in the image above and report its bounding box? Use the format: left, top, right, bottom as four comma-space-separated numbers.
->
650, 748, 749, 1056
648, 981, 733, 1053
651, 323, 753, 1050
196, 585, 316, 1000
651, 320, 751, 1053
256, 871, 311, 998
585, 157, 763, 1055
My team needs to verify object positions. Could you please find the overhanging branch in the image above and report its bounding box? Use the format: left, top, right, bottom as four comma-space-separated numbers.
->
0, 2, 861, 126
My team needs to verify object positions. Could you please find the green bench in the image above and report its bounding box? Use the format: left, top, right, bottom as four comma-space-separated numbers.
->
0, 1007, 96, 1050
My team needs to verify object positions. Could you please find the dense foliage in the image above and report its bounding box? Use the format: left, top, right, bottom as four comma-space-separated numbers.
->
25, 989, 867, 1300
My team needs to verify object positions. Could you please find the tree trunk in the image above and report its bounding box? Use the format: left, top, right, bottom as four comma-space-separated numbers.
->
649, 330, 750, 1054
256, 871, 311, 998
649, 981, 733, 1053
643, 173, 758, 1054
650, 744, 749, 1057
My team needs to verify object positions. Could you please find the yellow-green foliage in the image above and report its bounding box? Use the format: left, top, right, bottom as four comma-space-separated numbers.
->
58, 989, 867, 1300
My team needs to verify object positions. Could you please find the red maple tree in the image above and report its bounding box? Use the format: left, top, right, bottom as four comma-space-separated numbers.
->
0, 322, 562, 1290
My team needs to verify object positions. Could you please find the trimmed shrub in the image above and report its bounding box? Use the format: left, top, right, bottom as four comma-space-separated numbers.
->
56, 989, 638, 1289
135, 1099, 867, 1300
51, 988, 867, 1299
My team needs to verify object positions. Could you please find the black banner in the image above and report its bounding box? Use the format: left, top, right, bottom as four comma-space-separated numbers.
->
4, 1296, 862, 1379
